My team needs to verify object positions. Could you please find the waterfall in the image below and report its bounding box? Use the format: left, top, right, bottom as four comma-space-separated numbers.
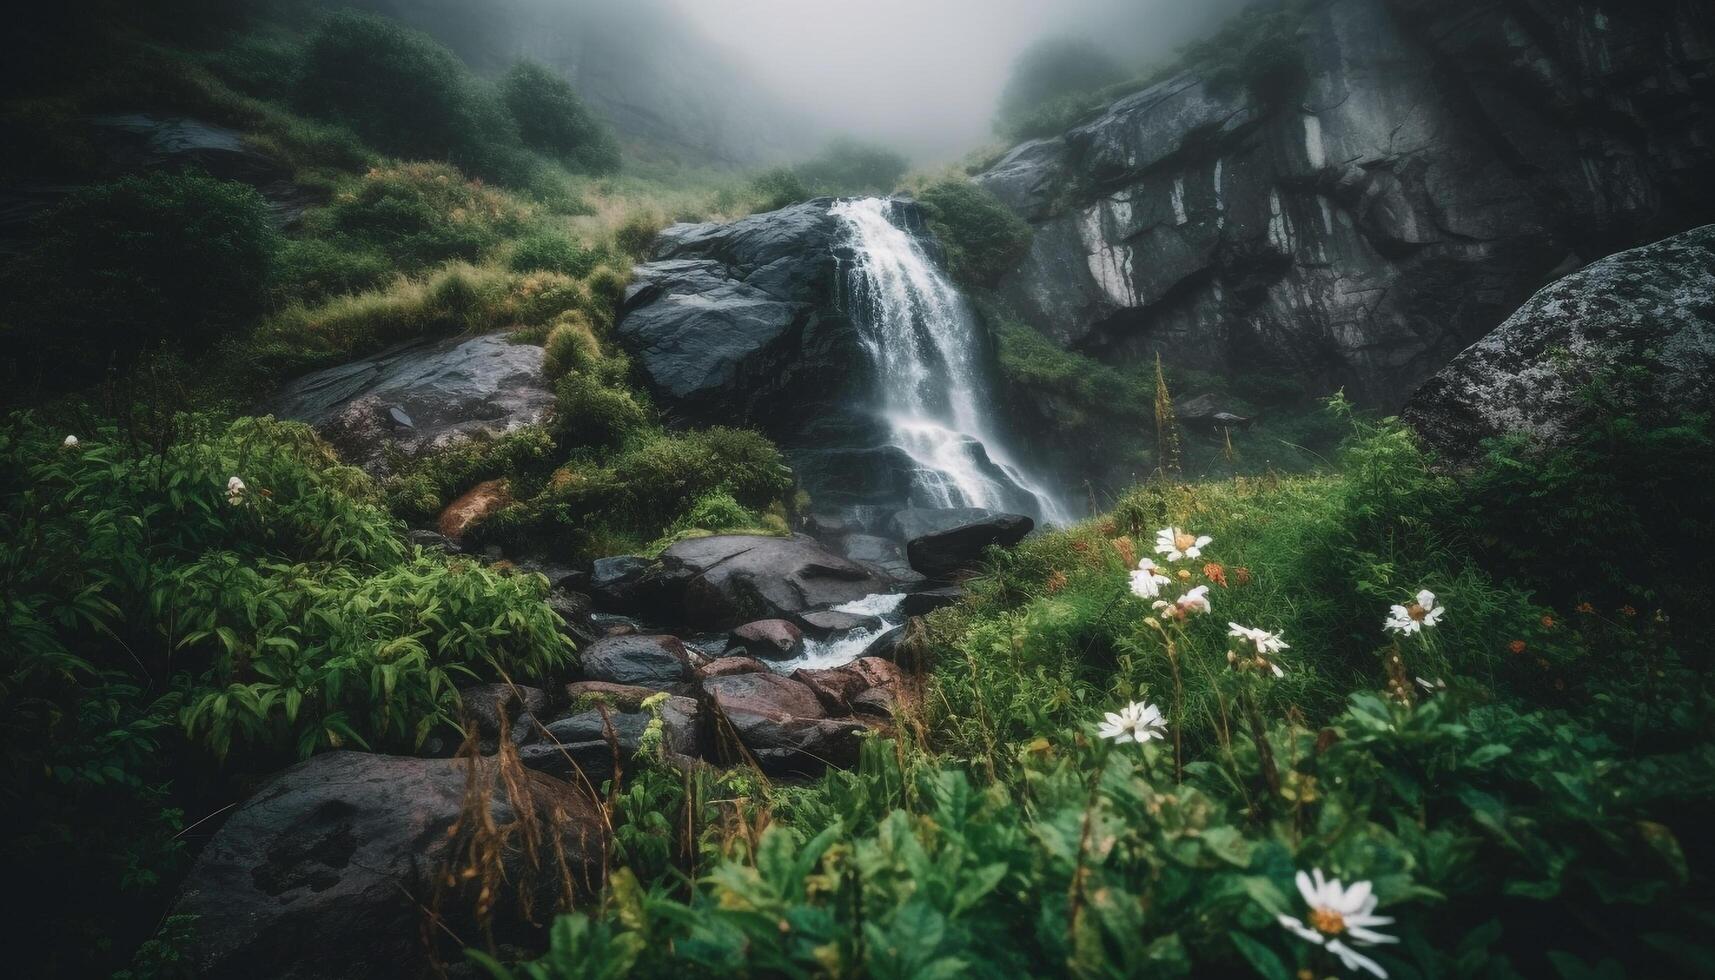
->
832, 197, 1070, 525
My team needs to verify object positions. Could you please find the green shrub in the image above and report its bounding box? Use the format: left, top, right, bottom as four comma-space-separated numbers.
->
748, 166, 812, 212
295, 10, 522, 182
613, 211, 664, 260
553, 373, 650, 449
384, 426, 556, 523
499, 60, 621, 175
918, 177, 1032, 286
1, 411, 569, 974
793, 137, 908, 197
509, 230, 598, 277
21, 171, 278, 360
584, 263, 631, 318
270, 237, 392, 306
541, 312, 605, 381
310, 162, 533, 271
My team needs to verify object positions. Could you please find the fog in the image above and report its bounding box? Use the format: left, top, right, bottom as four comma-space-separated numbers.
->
672, 0, 1260, 162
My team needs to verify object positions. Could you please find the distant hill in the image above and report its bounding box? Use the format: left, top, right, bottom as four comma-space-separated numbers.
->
337, 0, 819, 167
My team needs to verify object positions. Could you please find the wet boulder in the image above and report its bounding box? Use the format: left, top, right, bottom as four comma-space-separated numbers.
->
172, 751, 607, 980
663, 534, 892, 629
889, 508, 1034, 578
1406, 225, 1715, 466
577, 634, 695, 693
266, 334, 554, 477
521, 696, 701, 785
702, 672, 869, 775
729, 618, 804, 660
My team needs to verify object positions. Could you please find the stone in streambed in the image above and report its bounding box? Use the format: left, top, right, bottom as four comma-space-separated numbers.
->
730, 618, 804, 659
577, 634, 694, 693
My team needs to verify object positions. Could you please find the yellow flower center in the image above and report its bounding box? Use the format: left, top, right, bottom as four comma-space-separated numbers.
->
1309, 907, 1346, 935
1406, 602, 1428, 622
1175, 532, 1197, 552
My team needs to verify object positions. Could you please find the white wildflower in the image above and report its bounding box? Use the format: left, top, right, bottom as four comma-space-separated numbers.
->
1129, 558, 1171, 599
1277, 868, 1398, 978
1228, 622, 1289, 655
1415, 676, 1446, 695
62, 434, 79, 448
1153, 584, 1212, 621
1384, 589, 1446, 635
226, 476, 247, 506
1154, 526, 1212, 562
1097, 700, 1168, 745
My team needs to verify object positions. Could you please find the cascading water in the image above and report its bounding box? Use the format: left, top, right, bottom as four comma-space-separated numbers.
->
832, 197, 1070, 525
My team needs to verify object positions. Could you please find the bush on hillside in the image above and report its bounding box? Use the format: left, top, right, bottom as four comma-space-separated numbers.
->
794, 137, 908, 197
509, 230, 599, 277
552, 372, 650, 450
995, 36, 1126, 135
24, 171, 277, 359
918, 177, 1032, 286
613, 211, 664, 260
295, 10, 521, 182
270, 238, 392, 306
312, 162, 533, 271
748, 166, 812, 212
499, 60, 621, 175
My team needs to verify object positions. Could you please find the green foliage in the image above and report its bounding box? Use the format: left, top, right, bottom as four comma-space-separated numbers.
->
307, 162, 534, 272
1458, 403, 1715, 617
918, 177, 1032, 287
270, 237, 392, 307
384, 426, 557, 525
1182, 5, 1311, 109
501, 414, 1715, 979
613, 211, 665, 260
996, 36, 1127, 136
15, 171, 278, 361
748, 166, 812, 212
552, 373, 651, 450
509, 230, 600, 277
295, 10, 526, 184
499, 60, 621, 175
793, 137, 909, 197
0, 411, 569, 974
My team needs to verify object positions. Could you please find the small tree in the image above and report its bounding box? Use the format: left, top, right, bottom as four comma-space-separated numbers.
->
499, 61, 621, 175
794, 138, 908, 197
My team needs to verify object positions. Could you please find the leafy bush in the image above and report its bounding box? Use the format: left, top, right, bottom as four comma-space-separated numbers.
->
749, 166, 812, 212
541, 311, 624, 383
499, 60, 621, 175
385, 426, 557, 524
996, 36, 1127, 135
20, 171, 277, 360
918, 177, 1032, 286
295, 10, 522, 183
270, 237, 392, 306
613, 211, 664, 260
552, 373, 650, 450
309, 162, 534, 272
509, 230, 598, 277
793, 137, 908, 197
0, 411, 569, 975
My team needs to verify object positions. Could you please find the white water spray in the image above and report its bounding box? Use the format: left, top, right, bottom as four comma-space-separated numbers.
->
832, 198, 1070, 524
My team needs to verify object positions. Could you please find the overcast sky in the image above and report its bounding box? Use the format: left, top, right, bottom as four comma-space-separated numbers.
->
671, 0, 1257, 162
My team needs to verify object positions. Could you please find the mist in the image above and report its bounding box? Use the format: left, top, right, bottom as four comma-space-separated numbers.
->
673, 0, 1260, 163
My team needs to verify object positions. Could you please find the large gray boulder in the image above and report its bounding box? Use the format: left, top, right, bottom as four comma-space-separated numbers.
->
521, 696, 701, 785
577, 634, 696, 693
1405, 226, 1715, 465
662, 534, 893, 629
172, 751, 607, 979
267, 334, 553, 476
977, 0, 1715, 418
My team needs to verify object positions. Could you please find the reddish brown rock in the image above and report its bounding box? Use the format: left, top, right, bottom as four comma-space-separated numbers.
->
730, 618, 804, 659
700, 655, 770, 677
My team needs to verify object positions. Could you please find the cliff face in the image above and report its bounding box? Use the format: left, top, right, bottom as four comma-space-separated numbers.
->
978, 0, 1715, 407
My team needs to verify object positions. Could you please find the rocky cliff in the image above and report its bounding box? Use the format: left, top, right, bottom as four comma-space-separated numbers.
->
978, 0, 1715, 407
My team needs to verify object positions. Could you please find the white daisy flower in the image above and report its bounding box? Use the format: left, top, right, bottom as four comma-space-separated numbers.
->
1154, 526, 1212, 562
1129, 558, 1171, 599
226, 476, 247, 506
1384, 589, 1446, 635
1152, 584, 1212, 620
1228, 622, 1289, 656
62, 435, 79, 448
1276, 868, 1398, 978
1097, 700, 1168, 745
